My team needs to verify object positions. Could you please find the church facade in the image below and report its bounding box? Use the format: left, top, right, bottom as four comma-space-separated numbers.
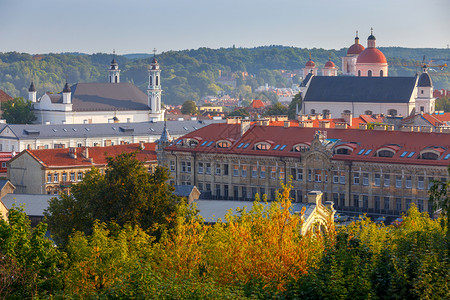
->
301, 30, 435, 118
29, 57, 164, 125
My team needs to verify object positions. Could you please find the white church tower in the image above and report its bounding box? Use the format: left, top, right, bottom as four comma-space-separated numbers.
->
416, 64, 435, 114
147, 50, 162, 113
108, 57, 120, 83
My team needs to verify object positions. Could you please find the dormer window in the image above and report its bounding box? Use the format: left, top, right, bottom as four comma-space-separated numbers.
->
216, 140, 231, 148
419, 147, 445, 160
293, 143, 310, 152
376, 149, 395, 158
420, 151, 439, 160
186, 138, 199, 147
255, 142, 271, 151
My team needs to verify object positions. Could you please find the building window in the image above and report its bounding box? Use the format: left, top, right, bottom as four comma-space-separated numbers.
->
224, 164, 229, 176
428, 177, 435, 189
242, 187, 247, 199
280, 167, 285, 180
418, 200, 424, 212
418, 176, 424, 189
198, 163, 204, 174
384, 197, 390, 210
362, 173, 369, 186
233, 186, 239, 199
374, 196, 380, 210
297, 169, 303, 181
368, 70, 372, 77
186, 162, 191, 173
215, 165, 221, 175
53, 173, 58, 183
1, 162, 5, 169
353, 195, 359, 208
170, 161, 175, 171
396, 198, 402, 211
339, 172, 345, 184
365, 110, 373, 115
233, 165, 239, 177
405, 176, 412, 189
314, 169, 321, 182
380, 70, 384, 77
252, 187, 257, 198
271, 167, 277, 179
363, 196, 369, 208
206, 163, 211, 175
241, 165, 247, 178
47, 173, 52, 183
224, 185, 229, 198
353, 173, 360, 185
333, 171, 339, 184
395, 176, 402, 188
358, 70, 361, 76
77, 172, 83, 181
252, 166, 257, 178
62, 173, 67, 182
260, 166, 266, 178
205, 183, 211, 192
215, 184, 221, 197
384, 174, 390, 187
291, 168, 296, 180
374, 174, 381, 186
405, 199, 412, 210
387, 109, 397, 116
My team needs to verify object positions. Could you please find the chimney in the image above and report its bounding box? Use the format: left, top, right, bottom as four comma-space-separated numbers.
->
359, 123, 368, 130
297, 114, 308, 121
241, 119, 251, 136
226, 116, 242, 124
82, 147, 89, 159
319, 120, 330, 128
140, 141, 145, 150
69, 147, 77, 159
284, 121, 290, 128
307, 191, 323, 206
323, 112, 331, 119
341, 112, 352, 126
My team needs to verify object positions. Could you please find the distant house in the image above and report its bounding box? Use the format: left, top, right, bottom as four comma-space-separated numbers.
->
8, 143, 158, 195
0, 88, 13, 104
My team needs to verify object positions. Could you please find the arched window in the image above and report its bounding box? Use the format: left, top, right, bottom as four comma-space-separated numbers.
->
380, 70, 383, 77
376, 149, 395, 158
255, 142, 271, 151
365, 110, 373, 115
310, 109, 316, 114
150, 76, 152, 86
343, 110, 351, 114
336, 148, 351, 155
216, 141, 231, 148
115, 76, 118, 83
322, 109, 330, 115
347, 63, 350, 73
421, 152, 439, 160
293, 144, 310, 152
156, 76, 159, 86
187, 139, 199, 147
388, 109, 397, 116
368, 70, 372, 77
358, 70, 361, 77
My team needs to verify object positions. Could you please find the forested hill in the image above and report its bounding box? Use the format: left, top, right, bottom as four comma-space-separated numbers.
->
0, 46, 449, 105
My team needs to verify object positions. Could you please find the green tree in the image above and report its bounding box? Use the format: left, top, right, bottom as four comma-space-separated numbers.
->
2, 97, 37, 124
44, 152, 181, 247
228, 108, 250, 118
0, 207, 63, 299
429, 166, 450, 245
264, 102, 288, 116
181, 100, 198, 115
288, 92, 302, 119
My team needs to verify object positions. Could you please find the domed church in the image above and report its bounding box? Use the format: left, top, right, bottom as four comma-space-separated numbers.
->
300, 30, 435, 117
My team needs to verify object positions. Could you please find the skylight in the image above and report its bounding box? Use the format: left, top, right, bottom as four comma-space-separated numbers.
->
273, 144, 280, 150
207, 141, 213, 147
194, 127, 198, 130
201, 141, 208, 146
407, 151, 416, 158
52, 128, 57, 132
400, 151, 408, 158
112, 127, 116, 130
183, 127, 189, 130
237, 142, 244, 148
279, 145, 287, 151
72, 128, 77, 132
85, 128, 90, 131
357, 149, 365, 155
176, 139, 182, 145
63, 128, 67, 132
243, 143, 250, 149
364, 149, 372, 156
445, 154, 450, 160
150, 128, 155, 132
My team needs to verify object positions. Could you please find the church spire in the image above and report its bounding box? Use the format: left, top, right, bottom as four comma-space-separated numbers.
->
148, 49, 162, 113
108, 50, 120, 83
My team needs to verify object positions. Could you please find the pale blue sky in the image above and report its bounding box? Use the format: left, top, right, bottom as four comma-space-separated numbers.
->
0, 0, 449, 54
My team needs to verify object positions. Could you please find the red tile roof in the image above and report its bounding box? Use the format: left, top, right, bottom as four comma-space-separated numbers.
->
250, 99, 265, 109
24, 143, 157, 168
166, 123, 450, 167
0, 89, 12, 103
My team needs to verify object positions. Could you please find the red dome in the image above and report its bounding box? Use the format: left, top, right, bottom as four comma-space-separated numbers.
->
305, 60, 315, 67
324, 60, 335, 68
347, 43, 365, 55
356, 48, 387, 64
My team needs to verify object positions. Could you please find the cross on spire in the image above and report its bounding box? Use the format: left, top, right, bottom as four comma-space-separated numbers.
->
309, 52, 312, 60
370, 27, 373, 35
153, 48, 157, 57
113, 49, 116, 55
356, 30, 358, 37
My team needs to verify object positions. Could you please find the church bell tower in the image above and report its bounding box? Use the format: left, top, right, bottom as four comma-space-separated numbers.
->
147, 49, 162, 113
108, 51, 120, 83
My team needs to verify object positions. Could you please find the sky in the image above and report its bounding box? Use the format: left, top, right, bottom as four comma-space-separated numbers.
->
0, 0, 449, 55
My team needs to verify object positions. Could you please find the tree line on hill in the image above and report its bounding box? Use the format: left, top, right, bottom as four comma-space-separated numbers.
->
0, 152, 449, 298
0, 47, 449, 106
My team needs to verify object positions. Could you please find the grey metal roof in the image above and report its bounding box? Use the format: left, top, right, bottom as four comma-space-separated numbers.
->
0, 180, 12, 191
1, 120, 225, 140
304, 76, 417, 103
417, 72, 432, 87
62, 83, 150, 111
1, 194, 54, 216
174, 185, 197, 197
195, 200, 315, 223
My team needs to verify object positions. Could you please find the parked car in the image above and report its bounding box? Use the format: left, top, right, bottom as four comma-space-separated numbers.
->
391, 217, 404, 227
334, 213, 349, 223
375, 216, 386, 224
